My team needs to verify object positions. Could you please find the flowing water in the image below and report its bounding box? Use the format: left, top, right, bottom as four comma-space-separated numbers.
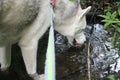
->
55, 24, 120, 80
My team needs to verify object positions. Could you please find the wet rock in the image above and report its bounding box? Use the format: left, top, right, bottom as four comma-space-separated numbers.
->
55, 32, 71, 53
85, 24, 120, 78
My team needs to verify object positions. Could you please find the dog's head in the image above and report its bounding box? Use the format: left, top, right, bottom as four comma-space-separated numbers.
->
54, 0, 91, 47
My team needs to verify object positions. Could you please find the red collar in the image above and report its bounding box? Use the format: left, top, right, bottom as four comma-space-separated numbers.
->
50, 0, 56, 7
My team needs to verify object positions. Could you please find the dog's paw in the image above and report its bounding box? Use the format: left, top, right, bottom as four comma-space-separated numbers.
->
0, 67, 9, 75
30, 73, 44, 80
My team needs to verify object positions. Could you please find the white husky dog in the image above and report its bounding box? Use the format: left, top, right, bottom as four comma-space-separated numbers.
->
0, 0, 91, 80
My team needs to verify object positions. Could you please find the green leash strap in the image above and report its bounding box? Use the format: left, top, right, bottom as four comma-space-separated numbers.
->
45, 5, 56, 80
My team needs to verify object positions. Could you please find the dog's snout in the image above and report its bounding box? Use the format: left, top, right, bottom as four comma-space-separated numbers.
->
73, 39, 81, 47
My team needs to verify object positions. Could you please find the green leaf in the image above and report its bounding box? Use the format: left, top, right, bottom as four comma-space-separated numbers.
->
118, 8, 120, 15
107, 74, 115, 80
112, 32, 117, 47
117, 22, 120, 26
110, 21, 120, 23
100, 15, 111, 21
101, 20, 109, 23
99, 15, 109, 19
104, 6, 112, 13
114, 26, 120, 32
104, 22, 111, 29
102, 20, 120, 24
106, 12, 112, 17
111, 11, 117, 19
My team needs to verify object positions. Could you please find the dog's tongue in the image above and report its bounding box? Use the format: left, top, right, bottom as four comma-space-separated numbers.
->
51, 0, 56, 6
74, 42, 81, 47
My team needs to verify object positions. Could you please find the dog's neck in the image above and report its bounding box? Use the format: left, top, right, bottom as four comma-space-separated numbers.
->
54, 0, 80, 22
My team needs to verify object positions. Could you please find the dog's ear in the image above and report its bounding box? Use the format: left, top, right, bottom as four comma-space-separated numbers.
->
78, 6, 91, 19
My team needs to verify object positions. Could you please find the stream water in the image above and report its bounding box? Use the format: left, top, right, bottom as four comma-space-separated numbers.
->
55, 24, 120, 79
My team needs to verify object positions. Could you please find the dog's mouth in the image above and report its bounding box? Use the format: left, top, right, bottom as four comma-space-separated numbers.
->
73, 39, 81, 47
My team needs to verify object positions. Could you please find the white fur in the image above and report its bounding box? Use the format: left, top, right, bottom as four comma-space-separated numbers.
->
0, 0, 91, 80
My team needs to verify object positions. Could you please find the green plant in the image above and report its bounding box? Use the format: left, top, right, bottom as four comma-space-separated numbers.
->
107, 74, 120, 80
107, 74, 115, 80
114, 2, 120, 8
99, 6, 120, 49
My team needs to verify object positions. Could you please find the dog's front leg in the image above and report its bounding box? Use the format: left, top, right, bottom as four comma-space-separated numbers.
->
19, 40, 38, 74
0, 45, 11, 72
19, 39, 42, 80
